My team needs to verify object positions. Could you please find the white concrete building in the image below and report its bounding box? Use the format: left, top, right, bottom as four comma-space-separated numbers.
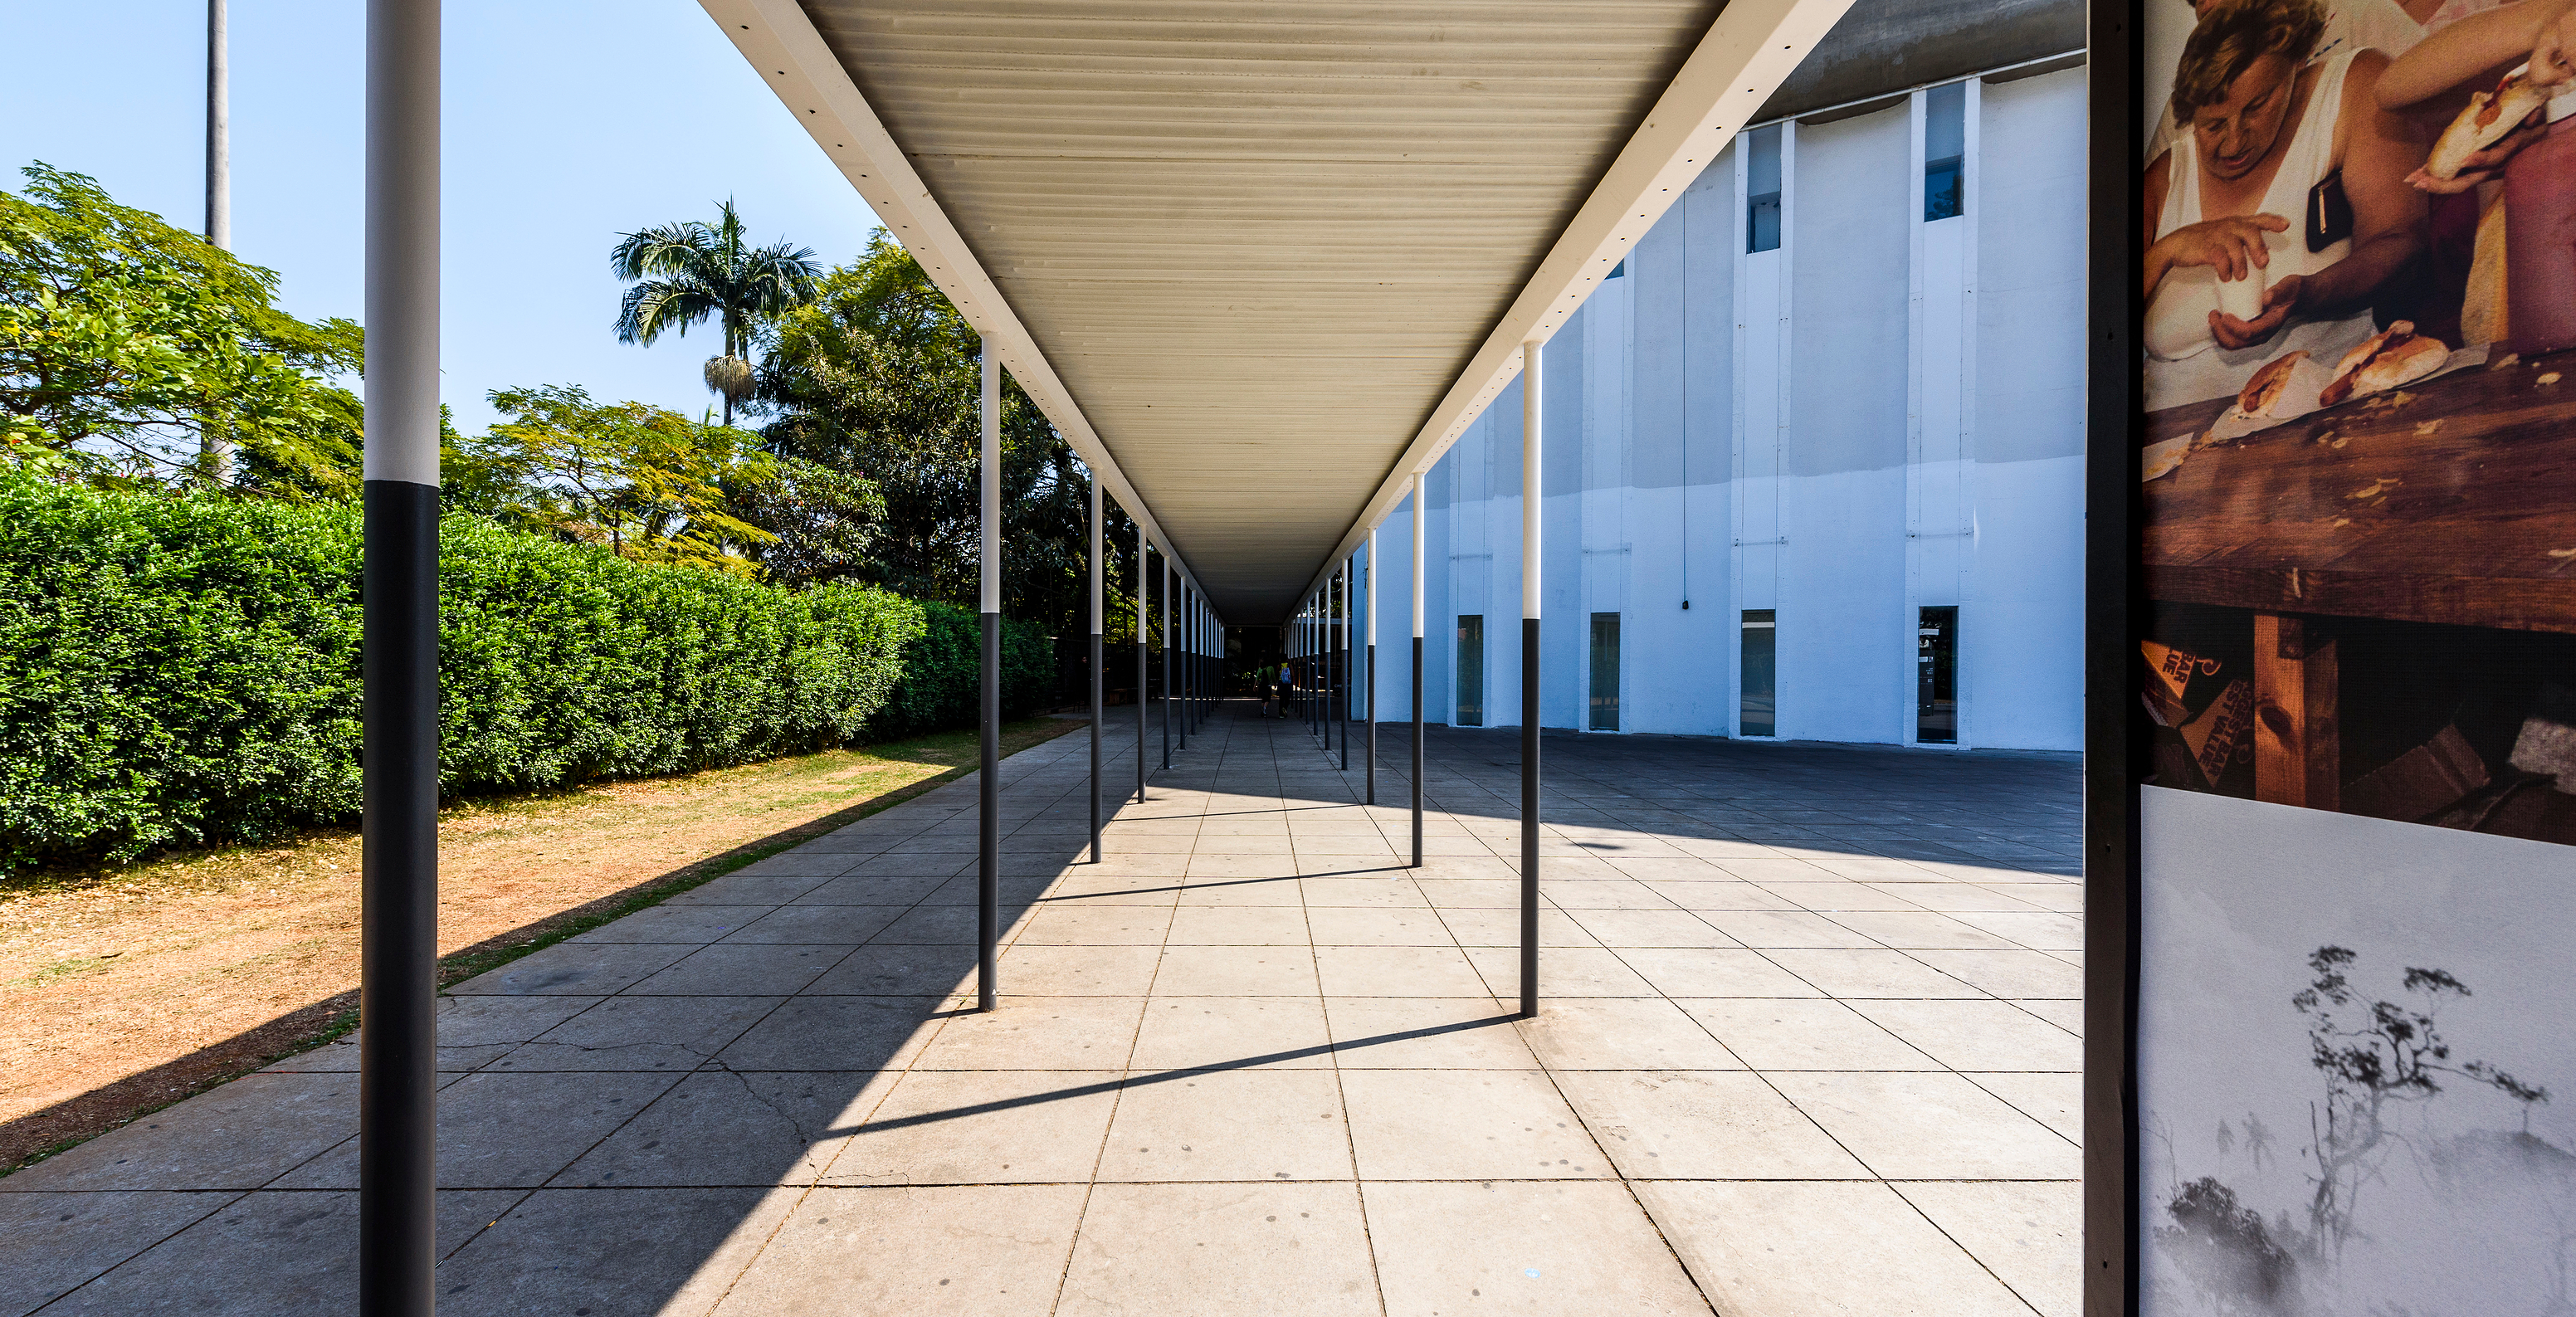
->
1365, 57, 2086, 752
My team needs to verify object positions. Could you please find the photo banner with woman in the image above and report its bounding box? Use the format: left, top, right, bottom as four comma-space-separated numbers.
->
2095, 0, 2576, 1310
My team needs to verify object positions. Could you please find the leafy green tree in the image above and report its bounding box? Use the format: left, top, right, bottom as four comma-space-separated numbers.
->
0, 164, 363, 491
454, 384, 780, 574
611, 200, 821, 427
758, 232, 1125, 641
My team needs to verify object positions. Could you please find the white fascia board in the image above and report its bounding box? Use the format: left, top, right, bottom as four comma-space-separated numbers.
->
697, 0, 1223, 621
1296, 0, 1856, 607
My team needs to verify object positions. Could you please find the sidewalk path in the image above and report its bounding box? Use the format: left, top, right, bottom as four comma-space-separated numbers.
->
2, 701, 2081, 1315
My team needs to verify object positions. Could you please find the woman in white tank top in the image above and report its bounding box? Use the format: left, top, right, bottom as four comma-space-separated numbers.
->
2144, 0, 2432, 407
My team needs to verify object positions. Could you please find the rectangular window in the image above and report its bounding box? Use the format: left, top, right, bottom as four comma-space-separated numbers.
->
1924, 82, 1966, 222
1740, 610, 1776, 738
1456, 615, 1485, 726
1746, 125, 1783, 253
1917, 606, 1959, 744
1588, 613, 1622, 731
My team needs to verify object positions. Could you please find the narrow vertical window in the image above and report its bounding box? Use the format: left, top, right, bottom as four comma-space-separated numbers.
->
1740, 610, 1776, 737
1917, 606, 1959, 744
1746, 125, 1783, 253
1588, 613, 1622, 731
1456, 615, 1485, 726
1924, 82, 1966, 222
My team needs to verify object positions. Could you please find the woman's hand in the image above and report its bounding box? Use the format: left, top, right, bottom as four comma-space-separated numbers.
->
2210, 273, 2305, 349
2533, 7, 2576, 86
2410, 110, 2546, 192
2150, 213, 2290, 283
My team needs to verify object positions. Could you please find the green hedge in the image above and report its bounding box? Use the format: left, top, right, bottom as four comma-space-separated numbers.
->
0, 479, 935, 871
863, 600, 1055, 743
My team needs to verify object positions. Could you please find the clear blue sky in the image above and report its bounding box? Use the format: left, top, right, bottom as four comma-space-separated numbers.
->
2, 0, 890, 435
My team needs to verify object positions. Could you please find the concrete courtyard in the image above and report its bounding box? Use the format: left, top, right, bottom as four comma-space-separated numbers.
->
3, 702, 2081, 1315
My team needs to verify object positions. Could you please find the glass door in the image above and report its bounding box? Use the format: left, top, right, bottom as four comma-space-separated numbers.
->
1455, 615, 1484, 726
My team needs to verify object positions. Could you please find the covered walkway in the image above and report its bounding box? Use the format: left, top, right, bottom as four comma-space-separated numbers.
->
6, 705, 2078, 1315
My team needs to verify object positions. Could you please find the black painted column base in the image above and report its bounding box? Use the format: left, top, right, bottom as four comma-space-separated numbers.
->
1520, 617, 1539, 1020
360, 478, 439, 1314
1411, 636, 1424, 870
1090, 632, 1103, 863
979, 612, 1000, 1012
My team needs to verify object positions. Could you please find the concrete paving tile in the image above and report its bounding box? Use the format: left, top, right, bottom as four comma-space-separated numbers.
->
1466, 946, 1656, 998
801, 944, 976, 997
1069, 854, 1193, 877
1826, 910, 2025, 950
1907, 949, 2083, 998
1130, 997, 1334, 1071
433, 1185, 798, 1315
1439, 907, 1601, 946
1677, 998, 1936, 1071
788, 871, 948, 905
1803, 856, 1949, 880
568, 903, 769, 944
720, 905, 907, 944
1095, 1069, 1354, 1181
1973, 881, 2083, 913
1849, 1001, 2081, 1071
995, 944, 1162, 995
556, 1070, 882, 1187
0, 1190, 240, 1315
1174, 876, 1309, 906
1298, 880, 1432, 911
717, 995, 950, 1071
1949, 910, 2084, 951
1694, 910, 1886, 949
2015, 998, 2084, 1032
1149, 944, 1320, 996
1614, 948, 1825, 998
1059, 1182, 1379, 1317
1899, 1181, 2081, 1317
1566, 909, 1740, 948
828, 1070, 1120, 1185
487, 994, 781, 1072
1339, 1069, 1609, 1179
1537, 879, 1676, 909
735, 852, 866, 877
1756, 880, 1929, 911
1603, 856, 1731, 880
911, 996, 1146, 1070
24, 1189, 521, 1316
2, 1072, 357, 1192
1323, 998, 1539, 1069
1769, 1071, 2077, 1179
1167, 904, 1313, 945
1039, 875, 1184, 905
1636, 1180, 2036, 1317
1557, 1070, 1869, 1178
1301, 907, 1448, 947
268, 995, 601, 1073
1414, 879, 1524, 908
669, 872, 839, 906
627, 944, 854, 996
1967, 1071, 2083, 1143
1710, 858, 1842, 882
1762, 949, 1991, 998
712, 1184, 1087, 1316
1316, 944, 1490, 996
1638, 880, 1803, 911
1012, 905, 1174, 946
1512, 998, 1740, 1071
275, 1071, 682, 1189
1363, 1180, 1711, 1316
446, 940, 694, 996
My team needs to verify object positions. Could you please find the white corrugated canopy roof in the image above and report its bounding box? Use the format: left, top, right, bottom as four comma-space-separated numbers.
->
704, 0, 1854, 621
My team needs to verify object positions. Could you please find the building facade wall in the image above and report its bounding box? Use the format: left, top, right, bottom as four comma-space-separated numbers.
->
1363, 65, 2084, 753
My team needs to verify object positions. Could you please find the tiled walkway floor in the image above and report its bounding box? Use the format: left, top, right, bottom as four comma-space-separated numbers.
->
2, 701, 2081, 1315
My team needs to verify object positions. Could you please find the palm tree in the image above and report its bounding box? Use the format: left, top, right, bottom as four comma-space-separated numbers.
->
611, 200, 822, 427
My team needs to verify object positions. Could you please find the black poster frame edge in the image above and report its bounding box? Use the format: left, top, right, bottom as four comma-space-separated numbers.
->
2082, 1, 2145, 1314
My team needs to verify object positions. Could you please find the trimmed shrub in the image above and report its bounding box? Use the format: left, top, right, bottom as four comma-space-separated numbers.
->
862, 600, 1055, 743
0, 479, 926, 870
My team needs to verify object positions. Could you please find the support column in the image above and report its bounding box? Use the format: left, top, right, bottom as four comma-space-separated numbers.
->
1136, 534, 1148, 802
1176, 581, 1188, 754
1339, 557, 1351, 771
1366, 529, 1378, 806
1520, 339, 1543, 1020
359, 0, 440, 1307
1161, 558, 1173, 771
978, 348, 1000, 1014
1089, 481, 1103, 864
1411, 473, 1425, 871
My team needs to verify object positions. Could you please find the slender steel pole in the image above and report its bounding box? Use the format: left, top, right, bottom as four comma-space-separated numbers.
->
1411, 473, 1425, 870
978, 348, 1001, 1013
1366, 529, 1377, 805
1176, 581, 1188, 754
206, 0, 230, 249
1160, 558, 1173, 771
1339, 557, 1351, 772
359, 0, 439, 1306
1520, 339, 1544, 1020
1136, 534, 1148, 802
1089, 481, 1102, 863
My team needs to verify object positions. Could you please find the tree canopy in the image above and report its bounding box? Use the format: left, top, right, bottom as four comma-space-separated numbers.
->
612, 200, 821, 427
0, 164, 363, 491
